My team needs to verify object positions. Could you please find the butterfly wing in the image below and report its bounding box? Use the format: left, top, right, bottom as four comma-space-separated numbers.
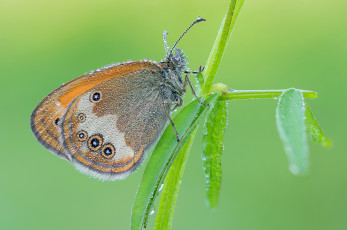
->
30, 79, 84, 161
31, 61, 170, 180
61, 64, 170, 180
30, 66, 121, 161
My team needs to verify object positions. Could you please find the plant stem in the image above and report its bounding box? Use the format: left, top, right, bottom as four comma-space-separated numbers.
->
201, 0, 245, 96
219, 89, 317, 100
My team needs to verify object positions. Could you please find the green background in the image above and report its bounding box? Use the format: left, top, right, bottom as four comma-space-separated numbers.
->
1, 0, 346, 229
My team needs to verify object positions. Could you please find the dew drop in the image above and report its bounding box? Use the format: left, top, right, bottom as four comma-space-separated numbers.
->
158, 183, 164, 192
149, 206, 155, 215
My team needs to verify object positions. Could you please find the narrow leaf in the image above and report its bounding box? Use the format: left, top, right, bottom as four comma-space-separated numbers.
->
276, 89, 309, 175
154, 127, 198, 230
202, 0, 245, 95
202, 99, 228, 208
304, 101, 332, 147
131, 94, 218, 230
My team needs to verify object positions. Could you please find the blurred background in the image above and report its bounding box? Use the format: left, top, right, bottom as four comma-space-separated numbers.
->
1, 0, 346, 229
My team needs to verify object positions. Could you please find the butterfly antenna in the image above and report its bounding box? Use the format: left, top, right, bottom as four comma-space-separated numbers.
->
163, 31, 170, 57
169, 17, 206, 56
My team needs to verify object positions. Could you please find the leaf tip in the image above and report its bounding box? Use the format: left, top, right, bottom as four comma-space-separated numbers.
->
322, 137, 333, 148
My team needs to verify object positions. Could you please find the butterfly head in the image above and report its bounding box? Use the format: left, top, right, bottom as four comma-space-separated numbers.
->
166, 47, 187, 74
162, 17, 205, 73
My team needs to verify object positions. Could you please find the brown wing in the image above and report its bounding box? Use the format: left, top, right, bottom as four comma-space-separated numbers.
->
60, 67, 170, 180
30, 61, 164, 162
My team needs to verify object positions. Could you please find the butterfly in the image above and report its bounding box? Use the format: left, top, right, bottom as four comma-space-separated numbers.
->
30, 18, 206, 181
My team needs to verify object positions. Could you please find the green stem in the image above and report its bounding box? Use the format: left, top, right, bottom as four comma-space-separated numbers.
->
219, 89, 317, 100
201, 0, 245, 96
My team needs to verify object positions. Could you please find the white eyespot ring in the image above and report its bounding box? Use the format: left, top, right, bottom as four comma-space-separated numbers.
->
77, 113, 86, 122
76, 130, 88, 142
101, 143, 115, 159
87, 134, 103, 151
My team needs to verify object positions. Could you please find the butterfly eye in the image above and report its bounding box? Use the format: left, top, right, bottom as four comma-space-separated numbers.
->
77, 113, 86, 122
77, 130, 88, 142
101, 143, 115, 159
90, 92, 101, 102
88, 134, 103, 151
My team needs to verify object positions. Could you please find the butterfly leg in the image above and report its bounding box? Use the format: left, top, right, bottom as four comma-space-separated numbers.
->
184, 75, 209, 106
184, 65, 205, 74
162, 100, 181, 142
165, 108, 180, 142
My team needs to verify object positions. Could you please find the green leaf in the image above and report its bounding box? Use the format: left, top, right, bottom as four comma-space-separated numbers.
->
201, 0, 245, 96
304, 101, 332, 148
276, 88, 309, 175
202, 99, 228, 208
154, 127, 198, 230
131, 94, 218, 230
